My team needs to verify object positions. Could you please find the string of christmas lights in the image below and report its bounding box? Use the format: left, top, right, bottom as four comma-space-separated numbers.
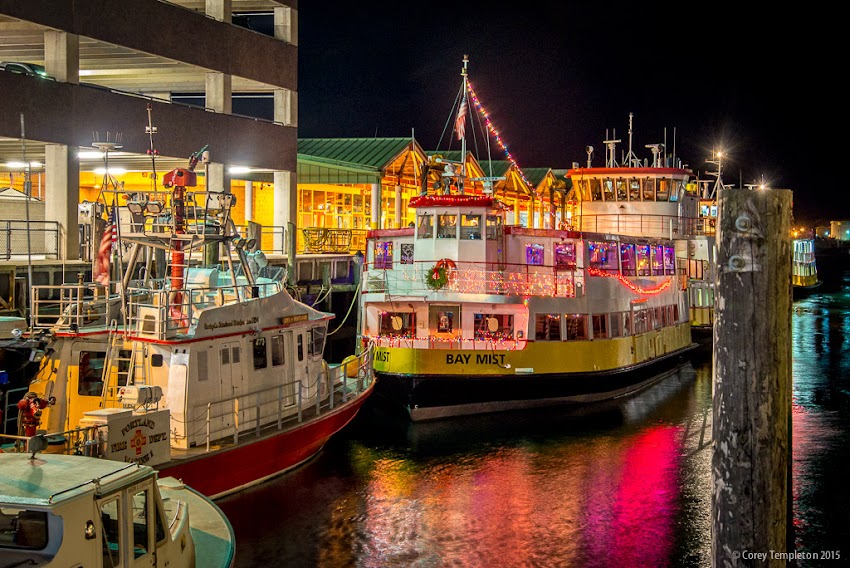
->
587, 267, 672, 295
466, 81, 534, 190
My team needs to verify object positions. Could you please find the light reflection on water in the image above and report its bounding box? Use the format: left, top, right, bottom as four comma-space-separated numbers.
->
220, 281, 848, 567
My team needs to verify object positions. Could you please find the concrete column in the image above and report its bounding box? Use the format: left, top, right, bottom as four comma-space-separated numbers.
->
205, 0, 232, 23
44, 30, 79, 84
45, 145, 80, 260
370, 183, 381, 229
206, 162, 230, 194
394, 185, 402, 228
244, 181, 253, 222
273, 170, 297, 252
205, 72, 232, 114
274, 89, 296, 126
274, 6, 297, 45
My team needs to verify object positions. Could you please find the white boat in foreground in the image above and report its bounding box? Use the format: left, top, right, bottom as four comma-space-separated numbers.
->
0, 439, 235, 568
12, 116, 374, 498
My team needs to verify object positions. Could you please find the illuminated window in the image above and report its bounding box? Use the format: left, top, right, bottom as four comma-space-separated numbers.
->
636, 245, 651, 276
651, 245, 665, 276
620, 243, 636, 276
379, 312, 416, 336
535, 314, 561, 340
526, 243, 545, 265
437, 214, 457, 239
664, 246, 676, 275
460, 214, 482, 240
565, 314, 587, 340
374, 241, 393, 269
554, 242, 576, 270
474, 313, 514, 341
656, 179, 669, 201
430, 305, 459, 335
602, 179, 614, 201
589, 241, 618, 273
615, 179, 628, 200
643, 178, 656, 201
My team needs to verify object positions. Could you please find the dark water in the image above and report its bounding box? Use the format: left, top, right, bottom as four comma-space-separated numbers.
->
219, 267, 850, 568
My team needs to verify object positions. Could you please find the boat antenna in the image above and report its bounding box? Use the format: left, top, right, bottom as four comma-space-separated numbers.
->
91, 130, 128, 325
706, 150, 724, 199
603, 129, 620, 168
19, 113, 34, 333
624, 113, 640, 167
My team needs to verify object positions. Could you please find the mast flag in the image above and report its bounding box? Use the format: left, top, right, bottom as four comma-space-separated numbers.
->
455, 97, 468, 141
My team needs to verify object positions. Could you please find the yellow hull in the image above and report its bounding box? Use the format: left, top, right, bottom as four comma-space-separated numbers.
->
372, 323, 692, 376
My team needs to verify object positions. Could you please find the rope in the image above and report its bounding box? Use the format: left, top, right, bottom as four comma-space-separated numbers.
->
327, 278, 361, 336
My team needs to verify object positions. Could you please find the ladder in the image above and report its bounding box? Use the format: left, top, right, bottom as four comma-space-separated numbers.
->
100, 321, 148, 409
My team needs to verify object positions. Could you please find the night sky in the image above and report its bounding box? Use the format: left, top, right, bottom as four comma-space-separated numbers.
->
293, 2, 834, 224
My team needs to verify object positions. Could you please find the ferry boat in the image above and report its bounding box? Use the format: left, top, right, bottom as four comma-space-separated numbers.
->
359, 58, 697, 421
792, 236, 822, 298
0, 437, 235, 568
16, 124, 375, 499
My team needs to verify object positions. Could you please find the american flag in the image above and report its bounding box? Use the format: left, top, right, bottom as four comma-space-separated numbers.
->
94, 207, 115, 286
455, 97, 468, 141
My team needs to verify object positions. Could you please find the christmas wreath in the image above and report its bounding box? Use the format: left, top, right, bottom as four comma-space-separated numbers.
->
427, 264, 449, 290
426, 258, 457, 290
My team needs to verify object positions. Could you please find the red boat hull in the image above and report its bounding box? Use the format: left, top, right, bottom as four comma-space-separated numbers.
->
157, 384, 373, 499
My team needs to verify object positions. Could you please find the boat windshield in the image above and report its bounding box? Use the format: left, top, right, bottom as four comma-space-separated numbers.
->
0, 507, 51, 551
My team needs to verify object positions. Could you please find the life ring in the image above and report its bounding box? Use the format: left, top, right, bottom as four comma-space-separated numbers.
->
435, 258, 457, 271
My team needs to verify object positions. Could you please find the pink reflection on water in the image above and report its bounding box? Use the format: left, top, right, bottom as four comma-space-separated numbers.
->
361, 423, 684, 567
583, 425, 681, 567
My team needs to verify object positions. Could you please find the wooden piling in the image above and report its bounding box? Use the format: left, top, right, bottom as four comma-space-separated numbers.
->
712, 188, 793, 566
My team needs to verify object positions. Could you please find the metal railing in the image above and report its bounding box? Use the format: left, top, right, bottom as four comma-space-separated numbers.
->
573, 213, 717, 238
363, 260, 582, 298
0, 346, 374, 459
127, 279, 283, 338
1, 220, 60, 260
187, 346, 374, 450
31, 283, 114, 331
